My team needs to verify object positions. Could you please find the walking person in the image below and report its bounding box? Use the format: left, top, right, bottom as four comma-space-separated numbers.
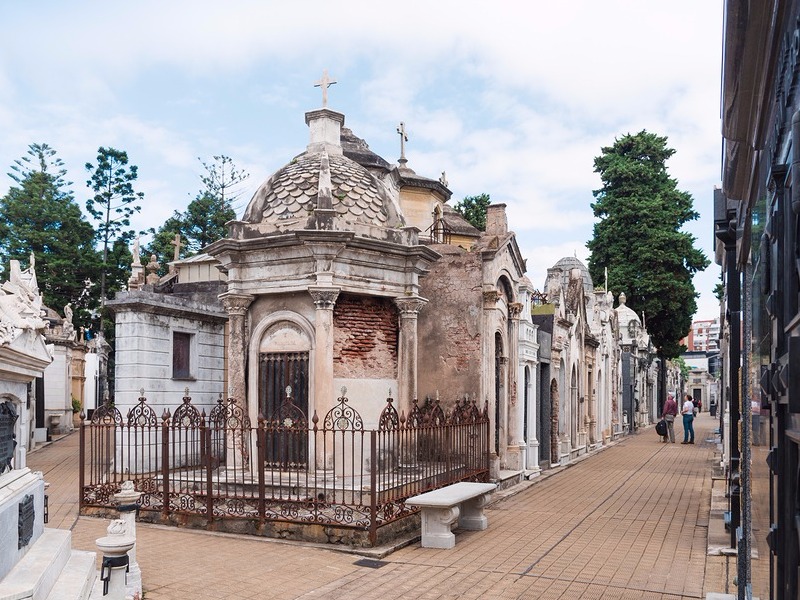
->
662, 393, 678, 443
681, 393, 695, 444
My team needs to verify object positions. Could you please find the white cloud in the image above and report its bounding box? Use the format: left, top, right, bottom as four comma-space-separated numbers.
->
0, 0, 723, 320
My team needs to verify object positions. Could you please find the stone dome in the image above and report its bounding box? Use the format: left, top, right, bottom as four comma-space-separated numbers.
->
551, 256, 593, 295
242, 151, 401, 229
241, 108, 404, 233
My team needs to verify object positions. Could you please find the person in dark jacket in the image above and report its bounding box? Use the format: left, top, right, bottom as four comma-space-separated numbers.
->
662, 394, 679, 443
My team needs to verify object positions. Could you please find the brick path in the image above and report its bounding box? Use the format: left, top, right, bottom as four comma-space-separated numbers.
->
28, 411, 770, 599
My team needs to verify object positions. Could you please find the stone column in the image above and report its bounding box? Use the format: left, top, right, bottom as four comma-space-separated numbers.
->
309, 287, 339, 422
506, 302, 523, 470
394, 296, 427, 415
220, 293, 254, 405
114, 481, 142, 599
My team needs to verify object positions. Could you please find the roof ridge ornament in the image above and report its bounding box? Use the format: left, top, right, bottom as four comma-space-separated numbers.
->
314, 70, 337, 108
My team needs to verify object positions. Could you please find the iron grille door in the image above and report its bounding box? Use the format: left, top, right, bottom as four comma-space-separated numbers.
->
258, 352, 309, 467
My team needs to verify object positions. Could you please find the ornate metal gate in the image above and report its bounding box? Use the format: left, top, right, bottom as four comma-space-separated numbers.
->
258, 352, 309, 466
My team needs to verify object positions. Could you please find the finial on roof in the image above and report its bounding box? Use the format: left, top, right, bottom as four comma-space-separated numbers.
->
619, 292, 627, 306
439, 171, 448, 187
397, 121, 408, 165
314, 70, 337, 108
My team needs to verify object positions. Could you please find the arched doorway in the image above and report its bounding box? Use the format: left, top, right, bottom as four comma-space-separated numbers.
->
258, 321, 311, 465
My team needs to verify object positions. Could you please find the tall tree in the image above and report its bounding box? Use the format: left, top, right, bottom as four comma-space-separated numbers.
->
85, 147, 143, 306
453, 193, 491, 231
147, 155, 245, 269
587, 131, 709, 407
0, 144, 100, 327
199, 155, 249, 212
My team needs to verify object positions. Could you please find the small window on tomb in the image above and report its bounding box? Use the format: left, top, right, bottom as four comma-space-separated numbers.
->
172, 332, 193, 380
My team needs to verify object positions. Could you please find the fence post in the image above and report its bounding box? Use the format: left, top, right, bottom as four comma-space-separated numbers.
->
257, 416, 266, 525
204, 421, 213, 530
78, 412, 85, 511
369, 430, 377, 546
161, 410, 170, 521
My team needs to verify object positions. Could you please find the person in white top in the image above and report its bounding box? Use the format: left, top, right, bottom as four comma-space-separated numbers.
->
681, 395, 695, 444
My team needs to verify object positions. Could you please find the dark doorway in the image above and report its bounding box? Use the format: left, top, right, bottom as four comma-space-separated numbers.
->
258, 352, 309, 466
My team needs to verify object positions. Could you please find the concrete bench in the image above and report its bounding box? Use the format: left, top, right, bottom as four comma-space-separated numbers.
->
406, 482, 497, 549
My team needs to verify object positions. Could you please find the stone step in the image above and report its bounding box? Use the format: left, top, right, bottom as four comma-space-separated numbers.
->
45, 551, 95, 600
0, 528, 71, 600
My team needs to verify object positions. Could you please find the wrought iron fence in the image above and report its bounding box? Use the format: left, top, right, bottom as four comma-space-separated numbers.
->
79, 388, 489, 545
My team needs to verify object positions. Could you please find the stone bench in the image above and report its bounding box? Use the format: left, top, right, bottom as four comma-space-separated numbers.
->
406, 481, 497, 549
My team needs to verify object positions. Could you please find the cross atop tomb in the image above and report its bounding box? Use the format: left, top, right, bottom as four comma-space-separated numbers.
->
171, 234, 183, 262
314, 70, 337, 108
397, 122, 409, 165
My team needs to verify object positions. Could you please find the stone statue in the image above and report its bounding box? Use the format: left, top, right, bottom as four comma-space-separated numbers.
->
131, 236, 141, 266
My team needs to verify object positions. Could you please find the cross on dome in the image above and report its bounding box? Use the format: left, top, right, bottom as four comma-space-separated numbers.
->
314, 70, 337, 108
397, 121, 409, 165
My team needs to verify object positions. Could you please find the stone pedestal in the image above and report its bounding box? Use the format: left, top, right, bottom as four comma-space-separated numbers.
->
114, 481, 142, 599
96, 520, 135, 600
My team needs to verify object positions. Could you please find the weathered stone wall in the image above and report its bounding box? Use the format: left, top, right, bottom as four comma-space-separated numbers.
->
417, 245, 483, 403
333, 294, 397, 379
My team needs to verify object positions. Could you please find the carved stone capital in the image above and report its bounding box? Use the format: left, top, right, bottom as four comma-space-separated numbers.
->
483, 290, 500, 307
394, 295, 428, 316
309, 287, 340, 310
219, 293, 254, 317
508, 302, 523, 319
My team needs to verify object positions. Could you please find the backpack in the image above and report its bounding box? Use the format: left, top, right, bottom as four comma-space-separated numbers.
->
655, 419, 668, 437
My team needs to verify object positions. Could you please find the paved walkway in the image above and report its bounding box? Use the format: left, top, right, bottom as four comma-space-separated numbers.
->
28, 412, 770, 599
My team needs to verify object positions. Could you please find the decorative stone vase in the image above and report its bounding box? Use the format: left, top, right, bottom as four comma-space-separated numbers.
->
48, 413, 61, 431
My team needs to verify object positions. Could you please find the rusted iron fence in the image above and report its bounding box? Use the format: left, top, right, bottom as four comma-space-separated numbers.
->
79, 388, 489, 545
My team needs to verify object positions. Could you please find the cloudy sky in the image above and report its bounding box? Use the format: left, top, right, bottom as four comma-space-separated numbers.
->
0, 1, 723, 319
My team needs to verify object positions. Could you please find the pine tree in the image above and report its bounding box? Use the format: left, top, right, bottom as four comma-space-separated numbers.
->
147, 155, 244, 270
85, 147, 143, 305
0, 144, 100, 327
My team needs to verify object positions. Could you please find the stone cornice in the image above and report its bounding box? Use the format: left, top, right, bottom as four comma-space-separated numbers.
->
106, 292, 228, 324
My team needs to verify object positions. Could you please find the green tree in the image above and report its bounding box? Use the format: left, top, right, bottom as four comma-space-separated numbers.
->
146, 155, 245, 271
85, 147, 143, 306
454, 193, 491, 231
199, 155, 249, 212
586, 131, 709, 405
0, 144, 100, 328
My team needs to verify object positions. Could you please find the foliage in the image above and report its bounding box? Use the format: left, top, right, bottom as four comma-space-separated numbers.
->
671, 356, 690, 381
199, 155, 249, 210
453, 193, 491, 231
85, 147, 143, 304
0, 144, 100, 328
586, 131, 709, 360
146, 156, 244, 272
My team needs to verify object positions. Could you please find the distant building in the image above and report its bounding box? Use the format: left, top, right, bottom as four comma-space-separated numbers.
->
682, 317, 720, 352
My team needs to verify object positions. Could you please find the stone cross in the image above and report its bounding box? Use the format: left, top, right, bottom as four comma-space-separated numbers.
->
314, 70, 337, 108
397, 122, 408, 163
170, 234, 182, 262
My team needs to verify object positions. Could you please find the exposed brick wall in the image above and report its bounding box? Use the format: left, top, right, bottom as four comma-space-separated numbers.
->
333, 294, 398, 379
